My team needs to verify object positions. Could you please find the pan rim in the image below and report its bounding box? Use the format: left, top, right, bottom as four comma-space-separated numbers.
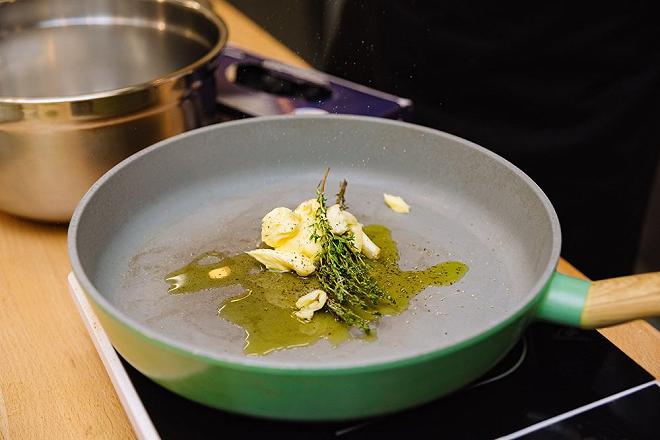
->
68, 114, 562, 372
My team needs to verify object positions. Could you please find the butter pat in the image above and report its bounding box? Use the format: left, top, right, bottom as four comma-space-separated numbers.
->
383, 193, 410, 213
247, 198, 380, 276
261, 207, 299, 247
294, 289, 327, 321
246, 249, 315, 276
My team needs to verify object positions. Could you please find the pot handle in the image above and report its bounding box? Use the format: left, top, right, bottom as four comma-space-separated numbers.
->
535, 271, 660, 329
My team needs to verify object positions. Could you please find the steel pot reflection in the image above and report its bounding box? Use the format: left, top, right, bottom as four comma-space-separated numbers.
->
0, 0, 227, 221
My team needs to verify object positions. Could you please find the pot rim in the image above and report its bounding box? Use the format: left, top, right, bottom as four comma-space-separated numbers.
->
0, 0, 228, 106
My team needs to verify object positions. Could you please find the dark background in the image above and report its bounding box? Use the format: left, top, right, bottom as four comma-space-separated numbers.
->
227, 0, 660, 287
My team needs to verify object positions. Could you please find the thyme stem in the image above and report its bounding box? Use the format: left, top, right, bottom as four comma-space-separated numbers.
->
311, 171, 394, 332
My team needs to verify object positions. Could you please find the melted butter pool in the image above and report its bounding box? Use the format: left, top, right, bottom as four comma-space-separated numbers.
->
166, 225, 467, 355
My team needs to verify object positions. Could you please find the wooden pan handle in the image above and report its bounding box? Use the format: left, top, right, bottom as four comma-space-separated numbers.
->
580, 272, 660, 328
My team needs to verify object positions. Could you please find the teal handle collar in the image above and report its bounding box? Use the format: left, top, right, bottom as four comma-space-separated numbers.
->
535, 272, 591, 327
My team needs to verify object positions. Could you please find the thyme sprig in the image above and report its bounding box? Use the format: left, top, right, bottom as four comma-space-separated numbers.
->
310, 170, 395, 332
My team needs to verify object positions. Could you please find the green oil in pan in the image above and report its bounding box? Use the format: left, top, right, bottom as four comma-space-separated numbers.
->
165, 225, 468, 355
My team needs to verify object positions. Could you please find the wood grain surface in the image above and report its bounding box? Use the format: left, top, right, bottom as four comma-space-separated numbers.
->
556, 260, 660, 378
0, 2, 305, 439
581, 272, 660, 328
0, 215, 134, 440
0, 1, 657, 439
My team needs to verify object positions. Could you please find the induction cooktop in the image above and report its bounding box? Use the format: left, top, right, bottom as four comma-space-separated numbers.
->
69, 273, 657, 440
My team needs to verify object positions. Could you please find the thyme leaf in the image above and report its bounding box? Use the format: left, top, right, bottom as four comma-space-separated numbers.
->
311, 169, 394, 332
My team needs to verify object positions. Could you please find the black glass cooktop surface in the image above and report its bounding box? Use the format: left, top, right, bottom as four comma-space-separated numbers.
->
508, 383, 660, 439
119, 323, 655, 439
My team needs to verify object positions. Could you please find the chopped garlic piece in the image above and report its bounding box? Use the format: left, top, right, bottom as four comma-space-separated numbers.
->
349, 223, 364, 252
327, 205, 375, 266
261, 207, 300, 247
362, 233, 381, 259
327, 204, 349, 235
383, 193, 410, 213
295, 309, 314, 321
246, 249, 315, 276
294, 289, 327, 321
208, 266, 231, 279
341, 210, 358, 225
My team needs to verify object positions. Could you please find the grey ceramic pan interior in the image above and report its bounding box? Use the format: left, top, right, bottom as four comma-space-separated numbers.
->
70, 115, 559, 369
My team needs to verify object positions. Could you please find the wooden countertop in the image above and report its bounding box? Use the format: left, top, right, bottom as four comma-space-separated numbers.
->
0, 1, 658, 438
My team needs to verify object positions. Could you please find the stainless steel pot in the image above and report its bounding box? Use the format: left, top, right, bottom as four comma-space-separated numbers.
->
0, 0, 228, 222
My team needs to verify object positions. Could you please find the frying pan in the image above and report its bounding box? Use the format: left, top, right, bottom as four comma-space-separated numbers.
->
68, 115, 660, 420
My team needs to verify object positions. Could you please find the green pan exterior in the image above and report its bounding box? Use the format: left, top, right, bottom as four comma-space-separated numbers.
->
82, 270, 589, 421
67, 114, 595, 420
